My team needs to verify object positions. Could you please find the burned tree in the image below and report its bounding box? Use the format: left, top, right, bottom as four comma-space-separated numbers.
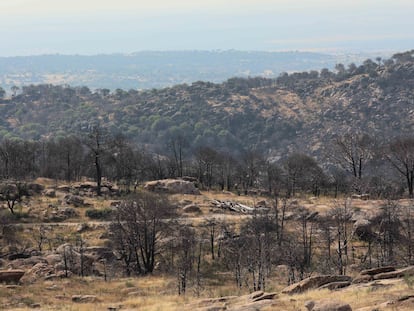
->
328, 199, 353, 275
284, 153, 326, 197
110, 191, 177, 275
175, 226, 197, 295
386, 137, 414, 197
194, 146, 219, 190
82, 124, 113, 196
332, 133, 375, 192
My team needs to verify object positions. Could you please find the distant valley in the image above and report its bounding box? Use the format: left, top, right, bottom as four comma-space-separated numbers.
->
0, 50, 389, 91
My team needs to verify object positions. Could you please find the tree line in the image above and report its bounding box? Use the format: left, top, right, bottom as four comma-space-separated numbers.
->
0, 128, 413, 199
1, 128, 414, 295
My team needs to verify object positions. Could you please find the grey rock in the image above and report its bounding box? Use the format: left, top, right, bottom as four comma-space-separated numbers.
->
308, 299, 352, 311
360, 266, 395, 276
282, 275, 352, 295
72, 295, 98, 303
183, 204, 201, 213
0, 270, 25, 284
318, 281, 351, 290
374, 266, 414, 280
43, 189, 56, 197
144, 179, 200, 195
64, 194, 84, 207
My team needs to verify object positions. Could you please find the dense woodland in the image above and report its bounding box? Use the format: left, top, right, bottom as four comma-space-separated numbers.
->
0, 51, 412, 156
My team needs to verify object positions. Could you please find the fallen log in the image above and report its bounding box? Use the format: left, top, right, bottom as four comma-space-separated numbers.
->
211, 200, 256, 214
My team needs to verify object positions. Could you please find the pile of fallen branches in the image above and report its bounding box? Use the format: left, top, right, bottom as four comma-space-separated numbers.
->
211, 199, 257, 214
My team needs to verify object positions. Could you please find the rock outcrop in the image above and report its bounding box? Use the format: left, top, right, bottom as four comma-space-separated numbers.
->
183, 204, 202, 213
353, 266, 414, 283
72, 295, 98, 303
0, 270, 25, 284
144, 179, 200, 195
282, 275, 352, 295
27, 182, 45, 195
374, 266, 414, 280
306, 299, 352, 311
20, 263, 55, 284
360, 266, 396, 276
64, 194, 85, 207
318, 281, 351, 290
187, 291, 278, 311
57, 181, 119, 197
43, 189, 56, 197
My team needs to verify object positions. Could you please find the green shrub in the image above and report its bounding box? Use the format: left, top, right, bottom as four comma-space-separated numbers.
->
85, 208, 113, 220
404, 274, 414, 289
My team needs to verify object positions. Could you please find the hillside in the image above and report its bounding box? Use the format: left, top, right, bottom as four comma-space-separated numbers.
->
0, 50, 413, 160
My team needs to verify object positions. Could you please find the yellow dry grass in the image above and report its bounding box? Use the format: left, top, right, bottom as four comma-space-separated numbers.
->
0, 275, 185, 311
4, 276, 414, 311
5, 186, 414, 310
269, 278, 414, 311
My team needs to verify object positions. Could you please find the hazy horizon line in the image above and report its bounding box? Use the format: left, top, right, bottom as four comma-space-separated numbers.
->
0, 48, 401, 58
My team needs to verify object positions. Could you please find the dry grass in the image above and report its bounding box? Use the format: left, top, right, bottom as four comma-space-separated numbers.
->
271, 278, 414, 311
4, 187, 414, 310
0, 275, 185, 311
3, 264, 414, 310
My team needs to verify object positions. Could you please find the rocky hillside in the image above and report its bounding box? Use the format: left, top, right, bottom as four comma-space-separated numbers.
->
0, 51, 413, 158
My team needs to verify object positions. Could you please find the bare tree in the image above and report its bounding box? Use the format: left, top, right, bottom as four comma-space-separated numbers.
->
41, 136, 83, 181
328, 199, 353, 275
272, 195, 290, 246
201, 218, 218, 260
106, 134, 146, 190
34, 225, 49, 251
284, 153, 325, 197
238, 149, 266, 194
175, 226, 196, 295
378, 201, 400, 265
0, 140, 40, 180
293, 206, 318, 278
317, 215, 335, 274
110, 191, 177, 275
332, 133, 375, 182
58, 136, 84, 182
400, 203, 414, 265
76, 235, 87, 277
0, 139, 13, 179
194, 146, 219, 190
222, 211, 279, 291
386, 137, 414, 197
167, 134, 188, 178
265, 162, 284, 197
216, 151, 237, 191
82, 124, 112, 196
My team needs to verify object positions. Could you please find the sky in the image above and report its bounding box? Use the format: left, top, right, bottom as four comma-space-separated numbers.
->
0, 0, 413, 56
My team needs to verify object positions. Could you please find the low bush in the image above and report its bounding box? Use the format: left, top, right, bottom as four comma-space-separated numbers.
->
85, 208, 113, 220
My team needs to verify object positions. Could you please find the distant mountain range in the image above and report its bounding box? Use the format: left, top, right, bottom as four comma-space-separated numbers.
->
0, 50, 412, 161
0, 51, 389, 91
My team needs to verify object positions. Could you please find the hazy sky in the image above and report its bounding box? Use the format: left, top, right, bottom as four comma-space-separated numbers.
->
1, 0, 413, 56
